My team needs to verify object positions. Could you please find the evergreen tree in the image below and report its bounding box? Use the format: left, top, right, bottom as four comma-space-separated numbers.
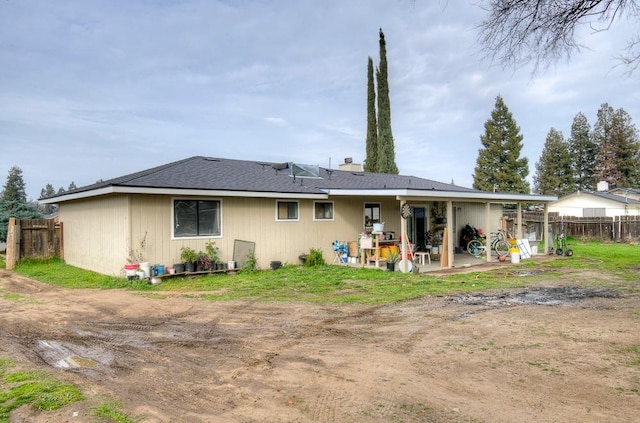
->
2, 166, 27, 203
57, 186, 65, 194
593, 103, 640, 188
68, 181, 77, 191
364, 57, 378, 172
375, 29, 398, 174
473, 95, 530, 193
40, 184, 57, 215
567, 112, 597, 191
533, 128, 574, 196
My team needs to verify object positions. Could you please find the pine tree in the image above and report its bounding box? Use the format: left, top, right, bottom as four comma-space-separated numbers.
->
567, 112, 597, 191
473, 95, 530, 193
68, 181, 77, 191
533, 128, 574, 196
594, 103, 640, 188
375, 29, 399, 174
40, 184, 57, 215
364, 57, 378, 172
2, 166, 27, 203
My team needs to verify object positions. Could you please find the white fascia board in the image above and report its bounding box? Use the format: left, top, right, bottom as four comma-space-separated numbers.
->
40, 186, 328, 203
326, 188, 557, 203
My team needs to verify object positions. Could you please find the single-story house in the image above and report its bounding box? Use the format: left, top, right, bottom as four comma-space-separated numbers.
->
41, 156, 557, 275
549, 191, 640, 217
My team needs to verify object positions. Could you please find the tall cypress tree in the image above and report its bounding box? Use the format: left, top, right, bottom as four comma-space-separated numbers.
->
364, 57, 378, 172
473, 95, 530, 193
375, 29, 399, 174
533, 128, 574, 196
567, 112, 597, 191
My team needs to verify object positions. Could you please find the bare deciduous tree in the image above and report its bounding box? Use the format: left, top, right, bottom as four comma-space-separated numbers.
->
478, 0, 640, 74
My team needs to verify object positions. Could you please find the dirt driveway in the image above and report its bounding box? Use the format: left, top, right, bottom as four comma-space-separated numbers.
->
1, 268, 639, 423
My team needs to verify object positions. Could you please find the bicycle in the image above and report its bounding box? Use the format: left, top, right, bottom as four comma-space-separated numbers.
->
467, 230, 510, 258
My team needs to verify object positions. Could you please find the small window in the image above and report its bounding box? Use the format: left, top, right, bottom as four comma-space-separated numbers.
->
173, 199, 221, 238
276, 200, 299, 221
314, 201, 334, 220
583, 208, 606, 217
364, 202, 381, 229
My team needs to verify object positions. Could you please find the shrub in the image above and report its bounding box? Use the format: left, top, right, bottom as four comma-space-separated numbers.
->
242, 251, 259, 273
305, 248, 325, 266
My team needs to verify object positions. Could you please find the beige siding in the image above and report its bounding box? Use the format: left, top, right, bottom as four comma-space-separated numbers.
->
59, 193, 509, 275
453, 202, 504, 242
126, 195, 402, 270
58, 195, 130, 275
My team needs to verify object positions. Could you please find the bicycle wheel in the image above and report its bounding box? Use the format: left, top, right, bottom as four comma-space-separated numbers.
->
493, 240, 509, 257
467, 239, 483, 257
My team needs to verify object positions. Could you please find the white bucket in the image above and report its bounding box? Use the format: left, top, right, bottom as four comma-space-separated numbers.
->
531, 246, 538, 255
228, 261, 236, 270
373, 223, 384, 232
511, 253, 520, 264
139, 262, 150, 278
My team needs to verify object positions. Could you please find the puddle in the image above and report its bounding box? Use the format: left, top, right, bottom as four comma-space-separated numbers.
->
35, 340, 112, 370
450, 286, 619, 307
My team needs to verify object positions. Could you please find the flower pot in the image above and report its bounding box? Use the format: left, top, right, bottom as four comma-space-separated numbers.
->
386, 262, 396, 271
270, 261, 282, 270
124, 263, 138, 280
184, 262, 195, 272
173, 263, 185, 273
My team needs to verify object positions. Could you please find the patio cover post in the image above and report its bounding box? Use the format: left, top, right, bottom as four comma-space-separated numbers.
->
400, 200, 409, 273
543, 203, 550, 255
516, 202, 523, 239
444, 200, 454, 268
485, 202, 492, 262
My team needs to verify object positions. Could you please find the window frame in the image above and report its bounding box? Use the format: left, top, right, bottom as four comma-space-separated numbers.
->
171, 197, 223, 240
364, 202, 381, 230
313, 201, 334, 221
275, 200, 300, 222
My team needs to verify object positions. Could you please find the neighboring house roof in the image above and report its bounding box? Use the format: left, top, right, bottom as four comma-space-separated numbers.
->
41, 156, 556, 204
554, 191, 640, 205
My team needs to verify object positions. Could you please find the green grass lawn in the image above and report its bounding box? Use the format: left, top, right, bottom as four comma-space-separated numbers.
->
12, 240, 640, 305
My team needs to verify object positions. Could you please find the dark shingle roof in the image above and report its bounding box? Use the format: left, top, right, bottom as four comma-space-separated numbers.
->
44, 156, 479, 199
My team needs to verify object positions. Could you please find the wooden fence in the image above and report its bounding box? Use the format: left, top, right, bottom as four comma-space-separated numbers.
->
5, 218, 63, 270
503, 212, 640, 242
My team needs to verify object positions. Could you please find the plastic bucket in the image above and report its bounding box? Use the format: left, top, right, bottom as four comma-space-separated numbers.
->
155, 265, 165, 275
228, 261, 236, 270
373, 223, 384, 232
139, 263, 150, 278
511, 253, 520, 264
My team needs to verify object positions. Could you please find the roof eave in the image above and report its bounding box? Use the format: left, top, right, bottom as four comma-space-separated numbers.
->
327, 188, 557, 203
40, 186, 328, 203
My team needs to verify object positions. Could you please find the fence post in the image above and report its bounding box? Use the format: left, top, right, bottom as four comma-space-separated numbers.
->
5, 217, 20, 270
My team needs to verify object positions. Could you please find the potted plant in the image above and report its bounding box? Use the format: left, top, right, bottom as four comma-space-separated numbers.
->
180, 246, 198, 272
196, 254, 213, 271
386, 250, 399, 271
204, 241, 221, 270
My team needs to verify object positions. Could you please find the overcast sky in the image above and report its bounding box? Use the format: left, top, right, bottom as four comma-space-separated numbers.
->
2, 0, 639, 201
